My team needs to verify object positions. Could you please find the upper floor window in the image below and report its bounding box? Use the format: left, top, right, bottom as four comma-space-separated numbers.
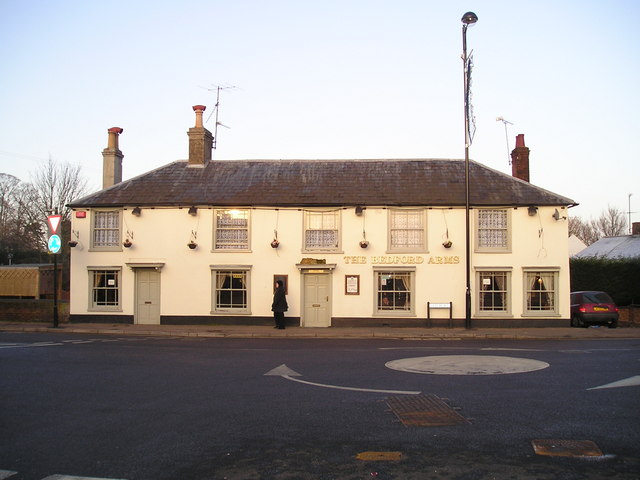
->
476, 209, 510, 252
88, 268, 121, 311
524, 270, 559, 315
304, 210, 340, 252
214, 209, 250, 250
91, 210, 121, 250
389, 209, 426, 252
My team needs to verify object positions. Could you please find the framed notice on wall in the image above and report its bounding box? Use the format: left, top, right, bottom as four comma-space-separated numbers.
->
345, 275, 360, 295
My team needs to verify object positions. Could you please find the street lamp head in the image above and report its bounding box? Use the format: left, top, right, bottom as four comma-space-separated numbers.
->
461, 11, 478, 25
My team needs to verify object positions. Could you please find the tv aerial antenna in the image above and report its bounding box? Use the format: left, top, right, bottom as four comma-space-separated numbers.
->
496, 116, 514, 165
203, 84, 236, 150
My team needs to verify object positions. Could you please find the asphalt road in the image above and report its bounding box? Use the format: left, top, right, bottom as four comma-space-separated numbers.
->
1, 333, 639, 480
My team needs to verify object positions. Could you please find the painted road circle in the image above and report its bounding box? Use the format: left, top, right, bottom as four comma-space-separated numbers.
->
385, 355, 549, 376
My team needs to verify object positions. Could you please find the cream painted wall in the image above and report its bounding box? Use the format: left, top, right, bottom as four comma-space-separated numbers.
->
69, 204, 570, 323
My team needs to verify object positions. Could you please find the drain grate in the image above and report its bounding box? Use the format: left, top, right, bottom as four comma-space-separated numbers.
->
531, 439, 604, 457
386, 394, 469, 427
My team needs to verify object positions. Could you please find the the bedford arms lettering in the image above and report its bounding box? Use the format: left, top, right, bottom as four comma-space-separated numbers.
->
343, 255, 460, 265
344, 256, 424, 264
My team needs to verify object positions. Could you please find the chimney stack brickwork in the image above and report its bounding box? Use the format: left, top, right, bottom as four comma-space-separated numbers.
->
102, 127, 124, 189
188, 105, 213, 166
511, 133, 530, 183
633, 222, 640, 235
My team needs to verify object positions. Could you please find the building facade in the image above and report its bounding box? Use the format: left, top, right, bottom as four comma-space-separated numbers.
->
68, 106, 576, 327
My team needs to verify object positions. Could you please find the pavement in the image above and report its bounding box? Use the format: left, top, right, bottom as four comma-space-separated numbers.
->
1, 321, 639, 340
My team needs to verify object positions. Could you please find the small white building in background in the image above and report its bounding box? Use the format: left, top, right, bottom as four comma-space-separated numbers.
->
569, 235, 587, 257
68, 106, 576, 328
573, 223, 640, 260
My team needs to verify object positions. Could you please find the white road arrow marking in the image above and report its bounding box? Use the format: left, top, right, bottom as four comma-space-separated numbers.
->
265, 364, 420, 395
588, 375, 640, 390
0, 342, 63, 349
43, 476, 128, 480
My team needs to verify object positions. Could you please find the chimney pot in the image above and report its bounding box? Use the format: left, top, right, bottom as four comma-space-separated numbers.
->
515, 133, 525, 148
192, 105, 206, 128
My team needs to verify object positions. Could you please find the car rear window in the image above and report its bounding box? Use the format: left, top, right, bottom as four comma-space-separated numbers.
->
582, 292, 613, 303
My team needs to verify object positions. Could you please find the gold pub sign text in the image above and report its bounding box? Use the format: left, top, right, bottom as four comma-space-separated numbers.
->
344, 255, 460, 265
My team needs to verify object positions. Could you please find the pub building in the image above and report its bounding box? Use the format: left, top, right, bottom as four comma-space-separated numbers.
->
67, 106, 575, 328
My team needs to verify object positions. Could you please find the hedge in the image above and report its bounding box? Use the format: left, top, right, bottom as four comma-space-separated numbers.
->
570, 257, 640, 306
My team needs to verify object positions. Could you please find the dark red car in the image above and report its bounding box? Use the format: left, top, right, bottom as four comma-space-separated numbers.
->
570, 291, 619, 328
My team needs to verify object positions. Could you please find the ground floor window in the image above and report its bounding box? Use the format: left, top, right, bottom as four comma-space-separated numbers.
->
89, 268, 121, 311
375, 269, 415, 315
476, 270, 510, 315
524, 269, 559, 315
211, 267, 250, 313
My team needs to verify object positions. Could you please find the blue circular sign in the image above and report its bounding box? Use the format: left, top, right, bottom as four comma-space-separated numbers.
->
48, 234, 62, 254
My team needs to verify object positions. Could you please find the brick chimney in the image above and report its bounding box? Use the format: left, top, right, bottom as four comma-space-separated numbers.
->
633, 222, 640, 235
510, 134, 530, 182
102, 127, 124, 188
187, 105, 213, 166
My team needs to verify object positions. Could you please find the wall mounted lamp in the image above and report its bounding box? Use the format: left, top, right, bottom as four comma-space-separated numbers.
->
552, 208, 567, 221
188, 206, 198, 216
131, 207, 141, 216
528, 206, 538, 216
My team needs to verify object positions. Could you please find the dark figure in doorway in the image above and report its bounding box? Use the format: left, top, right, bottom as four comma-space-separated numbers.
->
272, 280, 288, 329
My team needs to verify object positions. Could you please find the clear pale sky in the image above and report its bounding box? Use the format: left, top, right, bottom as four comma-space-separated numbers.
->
1, 0, 638, 226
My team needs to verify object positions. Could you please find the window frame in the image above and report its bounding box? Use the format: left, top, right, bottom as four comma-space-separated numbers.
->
210, 265, 251, 314
373, 267, 416, 316
90, 210, 122, 251
523, 268, 560, 316
302, 209, 342, 253
88, 267, 122, 311
475, 208, 511, 253
475, 268, 512, 316
213, 209, 251, 252
387, 208, 428, 253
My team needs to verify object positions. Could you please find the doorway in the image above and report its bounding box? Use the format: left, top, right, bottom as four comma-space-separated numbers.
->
135, 268, 161, 325
302, 273, 332, 327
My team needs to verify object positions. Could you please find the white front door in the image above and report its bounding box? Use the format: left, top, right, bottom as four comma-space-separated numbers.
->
302, 273, 331, 327
135, 268, 161, 325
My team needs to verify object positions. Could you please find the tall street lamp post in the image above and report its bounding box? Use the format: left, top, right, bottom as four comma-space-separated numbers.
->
462, 11, 478, 329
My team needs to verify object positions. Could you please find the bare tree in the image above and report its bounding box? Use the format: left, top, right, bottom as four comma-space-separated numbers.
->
594, 205, 627, 238
0, 173, 20, 235
569, 215, 599, 246
30, 156, 88, 222
570, 205, 628, 247
0, 173, 45, 263
0, 158, 88, 264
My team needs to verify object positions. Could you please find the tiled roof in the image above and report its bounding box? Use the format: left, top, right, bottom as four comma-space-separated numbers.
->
68, 159, 576, 208
573, 235, 640, 259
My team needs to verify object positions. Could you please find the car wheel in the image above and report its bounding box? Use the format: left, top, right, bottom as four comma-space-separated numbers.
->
608, 321, 618, 329
571, 315, 579, 328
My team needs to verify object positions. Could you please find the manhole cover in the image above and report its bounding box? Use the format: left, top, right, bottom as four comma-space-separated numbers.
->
531, 439, 603, 457
386, 394, 469, 427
